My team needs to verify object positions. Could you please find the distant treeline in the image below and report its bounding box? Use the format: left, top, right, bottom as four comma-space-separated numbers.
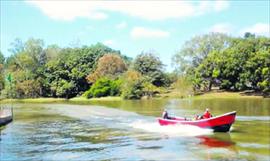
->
0, 32, 269, 99
0, 39, 173, 99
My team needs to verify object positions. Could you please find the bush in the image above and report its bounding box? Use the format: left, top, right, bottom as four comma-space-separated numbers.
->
15, 80, 41, 98
110, 79, 122, 96
120, 70, 144, 99
83, 78, 121, 98
121, 79, 144, 99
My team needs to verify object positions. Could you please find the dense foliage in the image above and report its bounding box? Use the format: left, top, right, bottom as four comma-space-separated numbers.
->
1, 33, 269, 99
173, 33, 270, 95
133, 52, 166, 86
86, 54, 127, 83
83, 78, 122, 98
121, 70, 144, 99
43, 43, 120, 98
0, 51, 5, 91
0, 39, 121, 98
172, 33, 231, 75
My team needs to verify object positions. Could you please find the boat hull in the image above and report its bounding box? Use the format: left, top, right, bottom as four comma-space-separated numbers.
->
0, 108, 13, 127
0, 115, 13, 126
158, 111, 236, 132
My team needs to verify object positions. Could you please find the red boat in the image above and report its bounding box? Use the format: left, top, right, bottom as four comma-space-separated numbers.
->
158, 111, 236, 132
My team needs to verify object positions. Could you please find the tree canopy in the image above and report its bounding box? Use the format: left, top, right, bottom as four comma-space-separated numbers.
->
1, 34, 269, 99
172, 33, 231, 75
133, 52, 166, 86
86, 54, 127, 83
0, 51, 5, 91
173, 33, 270, 95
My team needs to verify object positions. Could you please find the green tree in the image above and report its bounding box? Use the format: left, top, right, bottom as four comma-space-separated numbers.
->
142, 82, 159, 98
244, 32, 255, 39
172, 76, 193, 97
218, 36, 270, 91
4, 38, 45, 98
44, 43, 119, 98
133, 52, 165, 86
0, 51, 4, 64
0, 51, 5, 91
172, 33, 231, 74
121, 70, 144, 99
183, 34, 270, 94
86, 54, 127, 83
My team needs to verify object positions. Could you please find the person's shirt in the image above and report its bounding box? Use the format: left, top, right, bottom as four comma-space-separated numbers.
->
162, 111, 168, 119
203, 111, 212, 119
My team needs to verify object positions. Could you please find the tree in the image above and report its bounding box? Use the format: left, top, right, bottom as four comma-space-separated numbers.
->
86, 54, 127, 83
24, 38, 45, 66
183, 34, 270, 94
133, 52, 165, 86
172, 33, 231, 74
43, 43, 120, 98
172, 76, 193, 97
3, 38, 45, 98
0, 51, 5, 91
142, 82, 159, 98
121, 70, 144, 99
15, 80, 41, 98
44, 44, 61, 61
244, 32, 255, 39
218, 36, 270, 91
8, 38, 24, 55
0, 51, 4, 64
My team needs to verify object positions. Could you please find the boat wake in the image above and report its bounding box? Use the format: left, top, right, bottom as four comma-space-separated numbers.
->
237, 116, 270, 121
130, 120, 213, 137
45, 104, 213, 137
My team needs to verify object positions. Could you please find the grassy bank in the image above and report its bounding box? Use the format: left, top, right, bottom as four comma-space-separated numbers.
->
69, 96, 122, 102
0, 91, 267, 104
0, 96, 122, 104
193, 91, 266, 99
0, 98, 67, 103
157, 90, 267, 99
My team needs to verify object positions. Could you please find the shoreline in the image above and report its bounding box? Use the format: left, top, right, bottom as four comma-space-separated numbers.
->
0, 91, 268, 104
192, 91, 268, 99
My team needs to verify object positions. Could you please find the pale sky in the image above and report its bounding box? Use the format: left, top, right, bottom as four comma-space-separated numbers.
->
1, 0, 269, 71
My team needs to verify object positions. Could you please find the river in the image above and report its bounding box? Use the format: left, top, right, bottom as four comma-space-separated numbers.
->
0, 98, 270, 160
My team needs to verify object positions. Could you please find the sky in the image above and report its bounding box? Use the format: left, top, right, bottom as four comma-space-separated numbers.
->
1, 0, 269, 71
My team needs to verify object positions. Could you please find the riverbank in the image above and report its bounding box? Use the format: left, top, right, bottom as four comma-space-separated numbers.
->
0, 96, 122, 104
193, 91, 267, 99
0, 91, 267, 104
157, 90, 267, 99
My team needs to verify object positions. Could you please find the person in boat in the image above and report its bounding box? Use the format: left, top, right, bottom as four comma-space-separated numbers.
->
162, 109, 171, 119
202, 108, 212, 119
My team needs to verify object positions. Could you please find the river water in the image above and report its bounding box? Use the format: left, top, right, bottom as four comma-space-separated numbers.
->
1, 98, 270, 161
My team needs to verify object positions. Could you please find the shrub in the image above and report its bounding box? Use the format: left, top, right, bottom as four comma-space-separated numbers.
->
121, 79, 144, 99
120, 70, 144, 99
15, 80, 41, 98
110, 79, 122, 96
83, 78, 121, 98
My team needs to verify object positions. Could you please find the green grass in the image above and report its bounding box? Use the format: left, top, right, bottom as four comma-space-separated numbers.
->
156, 90, 266, 99
192, 91, 264, 99
0, 98, 67, 103
69, 96, 122, 102
0, 91, 266, 104
0, 96, 123, 104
